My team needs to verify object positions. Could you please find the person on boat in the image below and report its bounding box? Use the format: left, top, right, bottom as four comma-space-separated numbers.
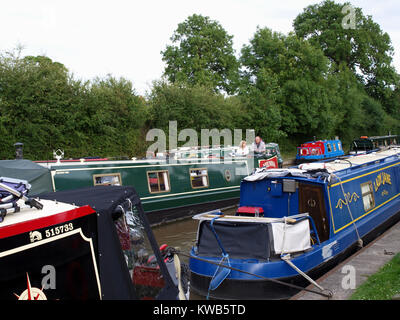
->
252, 136, 266, 154
235, 140, 249, 156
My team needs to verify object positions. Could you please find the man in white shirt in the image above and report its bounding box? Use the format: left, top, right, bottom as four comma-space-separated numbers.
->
252, 136, 266, 154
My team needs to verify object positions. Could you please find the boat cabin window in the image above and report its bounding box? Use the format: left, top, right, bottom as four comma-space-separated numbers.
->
114, 203, 166, 300
147, 170, 170, 193
190, 168, 209, 188
93, 173, 122, 186
361, 181, 375, 212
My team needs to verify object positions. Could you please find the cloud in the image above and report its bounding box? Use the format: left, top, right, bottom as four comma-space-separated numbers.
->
0, 0, 398, 95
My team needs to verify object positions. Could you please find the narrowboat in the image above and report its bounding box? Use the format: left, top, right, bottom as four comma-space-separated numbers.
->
0, 178, 185, 300
350, 135, 399, 155
189, 147, 400, 299
295, 139, 344, 164
31, 145, 281, 225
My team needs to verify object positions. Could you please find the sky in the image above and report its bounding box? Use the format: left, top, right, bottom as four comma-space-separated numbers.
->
0, 0, 399, 95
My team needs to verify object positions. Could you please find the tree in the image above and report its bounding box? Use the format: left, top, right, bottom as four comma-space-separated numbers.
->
147, 81, 245, 149
293, 0, 399, 109
0, 49, 149, 160
0, 51, 78, 159
239, 28, 334, 141
161, 14, 239, 94
85, 76, 148, 157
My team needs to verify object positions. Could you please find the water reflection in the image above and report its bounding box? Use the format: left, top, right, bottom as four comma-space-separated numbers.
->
152, 207, 237, 263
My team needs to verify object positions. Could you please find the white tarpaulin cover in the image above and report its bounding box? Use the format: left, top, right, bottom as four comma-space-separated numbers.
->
243, 168, 307, 181
271, 219, 311, 254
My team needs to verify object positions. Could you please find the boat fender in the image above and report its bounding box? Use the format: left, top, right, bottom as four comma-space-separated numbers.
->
173, 253, 187, 300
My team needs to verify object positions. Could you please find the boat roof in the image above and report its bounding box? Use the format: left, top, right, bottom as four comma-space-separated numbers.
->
323, 147, 400, 172
0, 160, 53, 195
243, 147, 400, 183
36, 156, 250, 169
301, 139, 340, 144
0, 199, 78, 229
1, 186, 143, 229
354, 134, 399, 141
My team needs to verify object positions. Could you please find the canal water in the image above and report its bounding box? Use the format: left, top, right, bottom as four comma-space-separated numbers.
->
152, 206, 237, 263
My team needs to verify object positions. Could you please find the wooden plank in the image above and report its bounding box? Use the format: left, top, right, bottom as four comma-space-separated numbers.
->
193, 213, 296, 224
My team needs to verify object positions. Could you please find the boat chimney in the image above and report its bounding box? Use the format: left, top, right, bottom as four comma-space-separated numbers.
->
14, 142, 23, 159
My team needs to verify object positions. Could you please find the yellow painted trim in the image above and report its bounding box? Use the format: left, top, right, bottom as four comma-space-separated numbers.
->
333, 192, 400, 233
328, 160, 400, 234
327, 186, 336, 233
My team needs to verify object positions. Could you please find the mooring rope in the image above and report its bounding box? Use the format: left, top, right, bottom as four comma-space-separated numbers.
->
331, 173, 363, 248
174, 249, 333, 299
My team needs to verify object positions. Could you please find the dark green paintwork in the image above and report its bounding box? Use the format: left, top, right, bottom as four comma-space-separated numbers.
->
48, 158, 250, 213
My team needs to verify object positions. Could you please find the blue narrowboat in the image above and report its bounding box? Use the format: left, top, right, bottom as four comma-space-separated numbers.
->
295, 139, 344, 164
189, 147, 400, 299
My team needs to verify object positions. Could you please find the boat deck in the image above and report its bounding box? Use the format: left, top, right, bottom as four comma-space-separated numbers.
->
322, 147, 400, 173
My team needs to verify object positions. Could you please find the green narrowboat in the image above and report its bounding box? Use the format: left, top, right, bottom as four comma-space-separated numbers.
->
35, 146, 282, 225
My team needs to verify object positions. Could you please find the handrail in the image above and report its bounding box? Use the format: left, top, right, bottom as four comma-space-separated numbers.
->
295, 215, 321, 246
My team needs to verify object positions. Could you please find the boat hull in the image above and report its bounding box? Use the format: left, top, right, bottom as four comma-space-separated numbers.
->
189, 244, 355, 300
189, 271, 303, 300
189, 208, 400, 300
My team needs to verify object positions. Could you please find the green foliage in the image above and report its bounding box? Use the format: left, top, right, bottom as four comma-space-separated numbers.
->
161, 14, 240, 94
0, 2, 398, 161
147, 81, 244, 148
293, 0, 399, 110
350, 253, 400, 300
0, 50, 148, 160
240, 28, 336, 141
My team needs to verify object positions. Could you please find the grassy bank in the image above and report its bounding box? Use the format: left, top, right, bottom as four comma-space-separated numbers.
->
350, 252, 400, 300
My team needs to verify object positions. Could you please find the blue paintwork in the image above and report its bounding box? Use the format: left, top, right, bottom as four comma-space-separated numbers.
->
190, 151, 400, 284
296, 139, 344, 162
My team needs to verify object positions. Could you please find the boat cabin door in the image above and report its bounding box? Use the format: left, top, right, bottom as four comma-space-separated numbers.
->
299, 183, 329, 242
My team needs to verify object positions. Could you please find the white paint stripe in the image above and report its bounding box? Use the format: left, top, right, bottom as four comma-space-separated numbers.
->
52, 160, 248, 173
0, 228, 102, 299
141, 185, 240, 200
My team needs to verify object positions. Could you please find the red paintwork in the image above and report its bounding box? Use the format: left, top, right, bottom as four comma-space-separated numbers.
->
0, 205, 95, 239
236, 206, 264, 215
297, 141, 325, 156
133, 265, 165, 288
259, 156, 278, 169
